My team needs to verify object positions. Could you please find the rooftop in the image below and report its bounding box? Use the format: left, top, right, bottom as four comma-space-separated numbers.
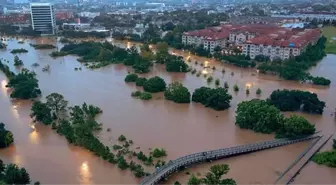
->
183, 24, 321, 48
30, 3, 53, 6
184, 24, 288, 40
246, 29, 321, 48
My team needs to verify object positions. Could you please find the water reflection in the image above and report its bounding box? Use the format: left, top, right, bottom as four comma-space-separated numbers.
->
13, 154, 21, 164
127, 42, 131, 49
29, 130, 39, 145
80, 161, 92, 184
204, 60, 209, 67
11, 104, 20, 121
246, 83, 252, 89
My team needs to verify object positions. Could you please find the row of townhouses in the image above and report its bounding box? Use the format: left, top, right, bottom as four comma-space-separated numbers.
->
272, 12, 336, 22
182, 24, 321, 60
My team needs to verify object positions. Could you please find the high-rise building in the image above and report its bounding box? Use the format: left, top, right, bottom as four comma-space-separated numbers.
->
30, 3, 56, 35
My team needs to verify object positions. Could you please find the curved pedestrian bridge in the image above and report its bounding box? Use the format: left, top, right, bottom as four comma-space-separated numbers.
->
140, 135, 321, 185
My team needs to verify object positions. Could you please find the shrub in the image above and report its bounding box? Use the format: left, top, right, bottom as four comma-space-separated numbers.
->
14, 56, 23, 66
113, 144, 123, 150
125, 74, 138, 82
312, 150, 336, 168
207, 76, 213, 83
233, 84, 239, 92
246, 88, 250, 95
192, 87, 232, 110
256, 88, 262, 95
143, 76, 166, 93
140, 92, 152, 100
131, 91, 142, 97
215, 79, 220, 86
164, 82, 190, 103
118, 135, 127, 142
224, 82, 229, 89
152, 148, 167, 158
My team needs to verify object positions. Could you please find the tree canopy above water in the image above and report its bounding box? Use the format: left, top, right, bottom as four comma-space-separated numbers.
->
267, 89, 325, 114
0, 123, 14, 148
192, 87, 232, 111
235, 99, 316, 138
6, 68, 41, 99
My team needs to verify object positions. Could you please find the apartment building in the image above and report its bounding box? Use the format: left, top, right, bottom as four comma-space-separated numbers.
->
182, 24, 285, 53
182, 26, 228, 53
30, 3, 56, 35
182, 24, 321, 59
243, 29, 321, 60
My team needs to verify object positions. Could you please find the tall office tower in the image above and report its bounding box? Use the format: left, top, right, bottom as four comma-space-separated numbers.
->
30, 3, 56, 35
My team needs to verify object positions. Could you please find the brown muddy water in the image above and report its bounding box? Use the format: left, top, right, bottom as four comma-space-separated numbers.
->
0, 37, 335, 184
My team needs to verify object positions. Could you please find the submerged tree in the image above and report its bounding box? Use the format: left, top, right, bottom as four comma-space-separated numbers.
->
143, 76, 166, 93
30, 101, 53, 125
0, 123, 14, 148
164, 82, 190, 103
187, 164, 236, 185
276, 115, 316, 138
46, 93, 68, 119
6, 68, 41, 99
192, 87, 232, 111
236, 99, 284, 134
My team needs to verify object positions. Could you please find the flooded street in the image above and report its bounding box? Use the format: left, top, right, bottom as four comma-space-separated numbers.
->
0, 38, 335, 184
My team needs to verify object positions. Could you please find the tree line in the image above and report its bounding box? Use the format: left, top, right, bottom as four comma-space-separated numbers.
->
56, 41, 190, 74
30, 92, 168, 178
125, 74, 234, 111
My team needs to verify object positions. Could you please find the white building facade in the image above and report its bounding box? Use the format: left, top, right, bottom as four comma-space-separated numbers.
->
30, 3, 56, 35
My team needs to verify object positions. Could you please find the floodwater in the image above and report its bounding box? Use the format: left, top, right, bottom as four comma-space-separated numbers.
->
0, 37, 335, 184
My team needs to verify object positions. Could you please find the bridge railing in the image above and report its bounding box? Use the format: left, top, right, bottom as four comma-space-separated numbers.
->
141, 135, 321, 185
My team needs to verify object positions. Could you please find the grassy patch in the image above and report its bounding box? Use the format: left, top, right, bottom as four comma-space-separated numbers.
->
321, 26, 336, 54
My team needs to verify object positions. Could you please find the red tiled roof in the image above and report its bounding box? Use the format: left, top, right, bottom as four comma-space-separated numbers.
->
246, 29, 321, 48
183, 24, 321, 48
0, 14, 30, 24
183, 24, 288, 41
